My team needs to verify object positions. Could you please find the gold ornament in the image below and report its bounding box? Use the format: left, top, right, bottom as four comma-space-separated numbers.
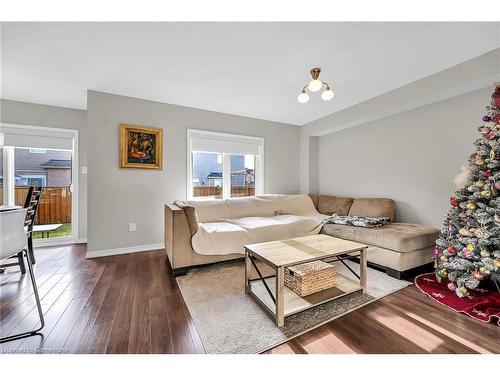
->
475, 180, 485, 188
480, 189, 491, 198
490, 149, 496, 160
440, 255, 448, 262
467, 244, 474, 252
480, 249, 491, 258
493, 259, 500, 269
474, 155, 484, 165
474, 228, 489, 238
459, 227, 473, 236
459, 286, 468, 296
466, 202, 476, 210
479, 267, 490, 275
437, 268, 448, 279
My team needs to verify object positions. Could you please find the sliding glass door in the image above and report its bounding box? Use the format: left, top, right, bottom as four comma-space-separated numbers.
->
0, 123, 78, 243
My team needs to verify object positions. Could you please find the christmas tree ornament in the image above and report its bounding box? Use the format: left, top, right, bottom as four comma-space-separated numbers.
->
474, 228, 489, 238
436, 268, 448, 279
440, 255, 448, 262
449, 197, 459, 207
480, 249, 490, 258
486, 130, 496, 140
459, 227, 473, 236
493, 113, 500, 124
482, 170, 493, 178
491, 149, 496, 160
482, 115, 491, 122
474, 155, 484, 165
447, 246, 457, 255
433, 246, 440, 257
493, 259, 500, 269
479, 267, 490, 275
480, 189, 492, 198
471, 270, 485, 280
474, 180, 485, 188
465, 202, 476, 210
466, 243, 474, 252
447, 282, 456, 291
495, 181, 500, 190
456, 286, 469, 298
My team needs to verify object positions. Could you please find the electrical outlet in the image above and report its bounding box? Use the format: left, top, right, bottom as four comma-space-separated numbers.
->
128, 223, 136, 232
81, 166, 88, 174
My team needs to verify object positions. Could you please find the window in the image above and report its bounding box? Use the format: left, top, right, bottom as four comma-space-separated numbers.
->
192, 152, 223, 199
187, 129, 264, 200
230, 154, 255, 197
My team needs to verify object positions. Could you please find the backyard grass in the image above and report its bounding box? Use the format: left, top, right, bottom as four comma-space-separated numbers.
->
33, 223, 72, 240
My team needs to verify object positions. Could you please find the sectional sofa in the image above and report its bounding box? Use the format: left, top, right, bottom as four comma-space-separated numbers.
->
164, 194, 439, 278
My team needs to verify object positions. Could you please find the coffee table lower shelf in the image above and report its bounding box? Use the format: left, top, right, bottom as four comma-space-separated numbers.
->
248, 273, 363, 319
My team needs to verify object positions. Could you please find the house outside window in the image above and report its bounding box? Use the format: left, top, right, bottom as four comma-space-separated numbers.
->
187, 129, 264, 200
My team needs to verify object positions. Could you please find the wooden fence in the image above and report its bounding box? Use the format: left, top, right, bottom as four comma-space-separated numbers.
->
193, 185, 255, 198
0, 186, 72, 225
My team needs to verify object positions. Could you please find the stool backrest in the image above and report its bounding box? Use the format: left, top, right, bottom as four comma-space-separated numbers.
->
0, 209, 28, 260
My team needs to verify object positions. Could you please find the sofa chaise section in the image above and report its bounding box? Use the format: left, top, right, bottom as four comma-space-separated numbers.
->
312, 195, 439, 278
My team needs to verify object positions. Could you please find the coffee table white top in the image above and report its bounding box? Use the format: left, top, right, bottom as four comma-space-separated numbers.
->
244, 234, 367, 267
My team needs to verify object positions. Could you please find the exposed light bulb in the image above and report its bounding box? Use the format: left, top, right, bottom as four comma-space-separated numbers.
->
308, 79, 323, 92
297, 91, 310, 104
321, 88, 334, 101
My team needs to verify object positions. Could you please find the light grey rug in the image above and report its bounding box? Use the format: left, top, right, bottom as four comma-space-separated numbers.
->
176, 260, 411, 354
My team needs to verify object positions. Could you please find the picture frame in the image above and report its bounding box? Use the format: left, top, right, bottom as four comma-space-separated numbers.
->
119, 123, 163, 170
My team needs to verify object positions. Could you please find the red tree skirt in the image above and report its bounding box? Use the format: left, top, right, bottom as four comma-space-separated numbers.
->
415, 273, 500, 326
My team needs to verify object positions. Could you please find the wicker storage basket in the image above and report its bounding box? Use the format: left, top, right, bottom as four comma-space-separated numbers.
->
284, 261, 336, 297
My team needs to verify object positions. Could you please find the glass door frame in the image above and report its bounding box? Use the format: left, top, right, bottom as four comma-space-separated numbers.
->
0, 123, 80, 246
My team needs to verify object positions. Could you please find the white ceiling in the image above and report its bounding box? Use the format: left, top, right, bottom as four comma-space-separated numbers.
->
1, 22, 499, 125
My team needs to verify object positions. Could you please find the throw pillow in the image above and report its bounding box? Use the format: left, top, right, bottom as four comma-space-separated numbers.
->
323, 215, 391, 228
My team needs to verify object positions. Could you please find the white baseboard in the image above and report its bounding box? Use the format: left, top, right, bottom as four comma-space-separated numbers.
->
85, 243, 164, 259
34, 237, 87, 248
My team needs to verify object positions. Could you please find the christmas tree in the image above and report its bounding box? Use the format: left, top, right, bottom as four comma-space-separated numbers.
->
434, 85, 500, 298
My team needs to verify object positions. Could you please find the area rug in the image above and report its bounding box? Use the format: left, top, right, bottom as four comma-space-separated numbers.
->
415, 273, 500, 326
176, 260, 411, 354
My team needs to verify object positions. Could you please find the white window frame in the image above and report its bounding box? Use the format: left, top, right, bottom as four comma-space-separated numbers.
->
1, 123, 79, 246
187, 129, 264, 200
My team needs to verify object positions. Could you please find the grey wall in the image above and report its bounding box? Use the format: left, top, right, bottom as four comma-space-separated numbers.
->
299, 49, 500, 193
86, 91, 301, 253
316, 88, 490, 227
1, 99, 88, 238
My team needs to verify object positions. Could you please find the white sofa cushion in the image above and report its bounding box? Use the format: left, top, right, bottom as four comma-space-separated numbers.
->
191, 214, 326, 255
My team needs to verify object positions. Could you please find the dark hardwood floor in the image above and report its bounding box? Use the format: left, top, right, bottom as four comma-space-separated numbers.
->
0, 244, 498, 354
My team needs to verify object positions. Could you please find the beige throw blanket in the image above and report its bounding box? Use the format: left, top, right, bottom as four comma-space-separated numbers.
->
189, 195, 327, 255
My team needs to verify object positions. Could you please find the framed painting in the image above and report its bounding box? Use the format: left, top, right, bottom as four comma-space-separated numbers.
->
119, 124, 163, 170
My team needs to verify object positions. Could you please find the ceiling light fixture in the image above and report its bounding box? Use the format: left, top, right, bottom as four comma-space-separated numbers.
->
297, 67, 334, 103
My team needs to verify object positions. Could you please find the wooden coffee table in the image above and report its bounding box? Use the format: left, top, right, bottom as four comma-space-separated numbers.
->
244, 234, 368, 327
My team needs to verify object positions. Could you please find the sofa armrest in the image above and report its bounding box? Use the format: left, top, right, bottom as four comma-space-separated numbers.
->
173, 200, 199, 235
164, 204, 194, 270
